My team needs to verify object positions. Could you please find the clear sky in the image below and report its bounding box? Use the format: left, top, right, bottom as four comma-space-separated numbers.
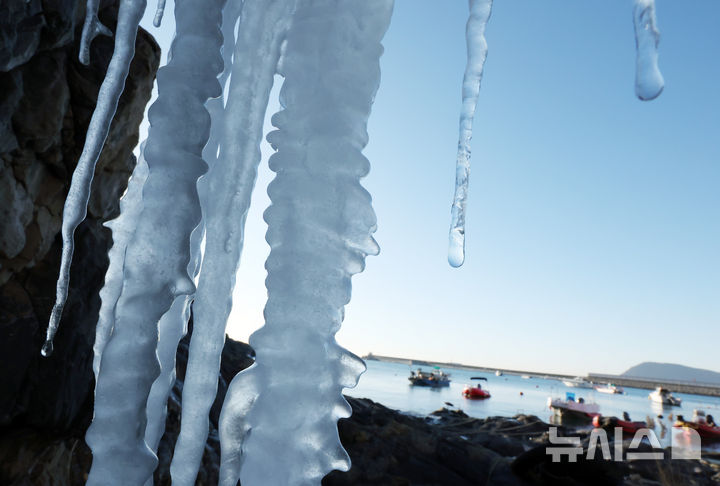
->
140, 1, 720, 376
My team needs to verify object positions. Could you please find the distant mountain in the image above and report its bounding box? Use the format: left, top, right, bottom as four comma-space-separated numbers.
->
622, 362, 720, 385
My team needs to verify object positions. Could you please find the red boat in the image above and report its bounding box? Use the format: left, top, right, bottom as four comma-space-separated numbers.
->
593, 414, 647, 435
674, 412, 720, 440
463, 384, 491, 399
462, 376, 491, 399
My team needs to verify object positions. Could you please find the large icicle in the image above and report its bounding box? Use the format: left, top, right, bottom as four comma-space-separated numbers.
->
93, 150, 148, 379
447, 0, 492, 268
217, 1, 393, 484
84, 0, 226, 483
632, 0, 664, 101
169, 1, 296, 485
42, 0, 147, 357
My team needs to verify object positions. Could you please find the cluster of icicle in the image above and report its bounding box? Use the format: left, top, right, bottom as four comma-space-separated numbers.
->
446, 0, 665, 268
42, 0, 392, 485
42, 0, 667, 483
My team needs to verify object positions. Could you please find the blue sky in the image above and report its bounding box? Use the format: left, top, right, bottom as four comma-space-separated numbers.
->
140, 1, 719, 375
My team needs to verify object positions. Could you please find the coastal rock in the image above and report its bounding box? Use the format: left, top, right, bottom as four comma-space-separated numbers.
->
0, 0, 159, 431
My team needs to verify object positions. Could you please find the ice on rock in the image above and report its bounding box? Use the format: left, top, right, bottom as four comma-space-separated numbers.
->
42, 0, 147, 358
169, 1, 297, 485
632, 0, 664, 101
448, 0, 492, 268
84, 0, 226, 484
79, 0, 113, 66
217, 1, 392, 485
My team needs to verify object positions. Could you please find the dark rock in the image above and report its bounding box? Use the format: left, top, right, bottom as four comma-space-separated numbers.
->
0, 0, 160, 432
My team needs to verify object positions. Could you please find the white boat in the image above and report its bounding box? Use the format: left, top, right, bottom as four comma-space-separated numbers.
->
562, 376, 594, 389
595, 383, 625, 394
649, 387, 681, 407
548, 392, 600, 422
495, 370, 503, 377
521, 374, 531, 379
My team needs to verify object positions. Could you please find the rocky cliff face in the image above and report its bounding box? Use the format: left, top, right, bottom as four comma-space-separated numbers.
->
0, 0, 159, 431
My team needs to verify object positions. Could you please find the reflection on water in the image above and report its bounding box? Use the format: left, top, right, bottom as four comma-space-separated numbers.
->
347, 360, 720, 451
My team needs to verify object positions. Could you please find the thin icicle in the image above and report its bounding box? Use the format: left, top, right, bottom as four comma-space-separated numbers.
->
632, 0, 664, 101
170, 1, 293, 484
93, 151, 148, 378
84, 0, 226, 483
153, 0, 167, 27
218, 1, 392, 484
448, 0, 492, 268
42, 0, 146, 357
79, 0, 113, 65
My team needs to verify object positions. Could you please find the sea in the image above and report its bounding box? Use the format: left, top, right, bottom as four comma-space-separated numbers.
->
346, 360, 720, 449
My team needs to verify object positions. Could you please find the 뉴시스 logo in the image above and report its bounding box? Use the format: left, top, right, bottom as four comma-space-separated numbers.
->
546, 425, 701, 462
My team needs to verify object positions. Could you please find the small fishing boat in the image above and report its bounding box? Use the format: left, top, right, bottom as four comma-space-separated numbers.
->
548, 392, 600, 422
495, 370, 503, 377
649, 387, 681, 407
674, 410, 720, 440
462, 377, 490, 399
593, 413, 646, 434
562, 376, 594, 389
408, 368, 450, 387
595, 383, 625, 395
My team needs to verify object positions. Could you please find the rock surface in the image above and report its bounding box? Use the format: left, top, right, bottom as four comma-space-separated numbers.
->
0, 0, 159, 433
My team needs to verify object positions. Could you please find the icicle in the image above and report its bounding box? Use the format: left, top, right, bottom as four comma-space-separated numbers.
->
42, 0, 147, 357
169, 1, 294, 485
632, 0, 664, 101
84, 0, 226, 484
448, 0, 492, 268
79, 0, 113, 65
153, 0, 167, 27
93, 150, 148, 378
217, 1, 393, 484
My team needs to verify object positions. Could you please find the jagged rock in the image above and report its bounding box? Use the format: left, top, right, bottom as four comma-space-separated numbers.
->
0, 0, 159, 431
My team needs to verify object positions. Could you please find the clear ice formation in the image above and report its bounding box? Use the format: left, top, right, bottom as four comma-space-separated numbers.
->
43, 0, 671, 484
170, 1, 296, 484
78, 0, 113, 66
632, 0, 664, 101
93, 148, 148, 379
217, 1, 391, 485
42, 0, 147, 357
448, 0, 492, 268
84, 0, 225, 484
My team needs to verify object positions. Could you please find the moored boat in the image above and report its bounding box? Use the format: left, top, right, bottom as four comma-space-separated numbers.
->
548, 392, 600, 423
408, 368, 451, 387
562, 376, 594, 389
595, 383, 625, 394
649, 387, 681, 407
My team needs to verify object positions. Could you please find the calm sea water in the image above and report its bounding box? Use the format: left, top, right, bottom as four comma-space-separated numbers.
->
346, 360, 720, 448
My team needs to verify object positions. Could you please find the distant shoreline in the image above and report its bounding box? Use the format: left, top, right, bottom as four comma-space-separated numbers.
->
363, 353, 720, 397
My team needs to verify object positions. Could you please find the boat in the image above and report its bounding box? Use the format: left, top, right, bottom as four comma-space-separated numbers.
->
595, 383, 625, 395
548, 392, 600, 422
462, 377, 490, 399
495, 370, 503, 377
674, 410, 720, 440
649, 387, 681, 407
561, 376, 594, 389
521, 374, 531, 379
592, 413, 646, 434
408, 368, 450, 387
